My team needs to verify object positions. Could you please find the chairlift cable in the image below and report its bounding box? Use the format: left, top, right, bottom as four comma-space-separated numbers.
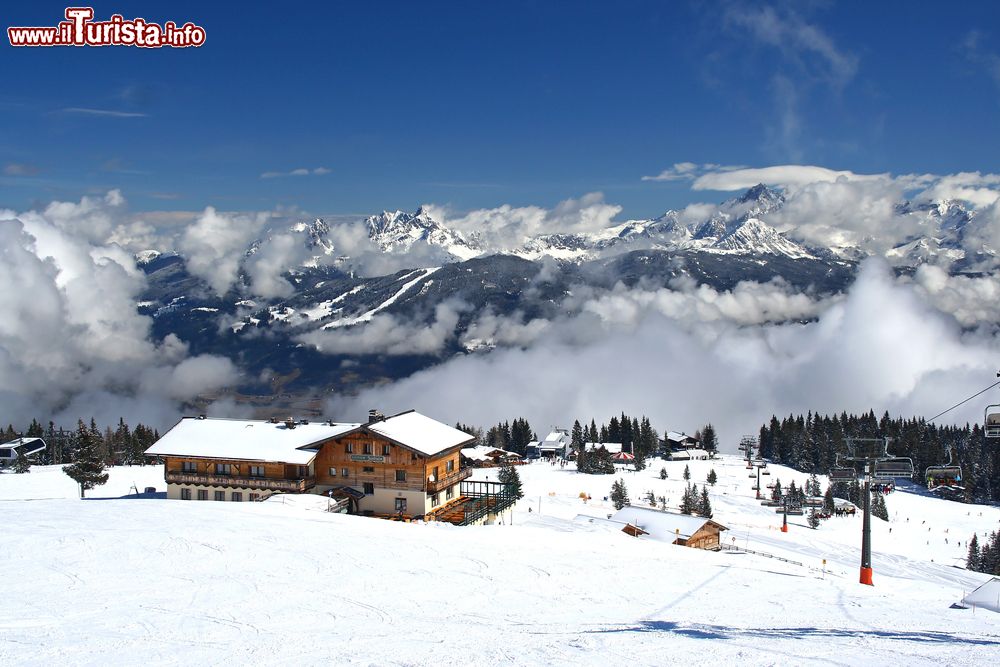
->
926, 378, 1000, 423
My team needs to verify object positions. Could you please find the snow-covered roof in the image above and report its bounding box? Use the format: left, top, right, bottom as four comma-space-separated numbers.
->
461, 445, 521, 461
146, 418, 359, 465
364, 411, 474, 457
0, 437, 46, 459
962, 578, 1000, 613
585, 442, 623, 454
542, 430, 569, 443
610, 507, 726, 541
666, 431, 697, 444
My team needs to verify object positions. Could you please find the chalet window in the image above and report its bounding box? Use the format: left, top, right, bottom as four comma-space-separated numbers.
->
214, 463, 232, 476
363, 482, 374, 495
249, 465, 264, 478
394, 498, 407, 513
395, 470, 406, 482
362, 466, 375, 473
214, 491, 225, 501
446, 486, 454, 500
345, 443, 353, 454
231, 492, 242, 502
181, 461, 197, 473
296, 466, 309, 477
341, 468, 349, 478
180, 488, 191, 500
363, 443, 373, 455
382, 444, 390, 456
446, 460, 455, 473
329, 467, 337, 477
430, 493, 439, 506
249, 493, 260, 502
197, 489, 208, 501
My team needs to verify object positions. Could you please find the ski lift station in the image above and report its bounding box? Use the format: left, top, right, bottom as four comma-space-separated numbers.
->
0, 437, 46, 466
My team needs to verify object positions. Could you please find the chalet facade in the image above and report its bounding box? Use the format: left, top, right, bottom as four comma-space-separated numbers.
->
609, 506, 728, 550
146, 410, 476, 519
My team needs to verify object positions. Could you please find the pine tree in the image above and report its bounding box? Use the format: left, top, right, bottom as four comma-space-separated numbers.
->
13, 446, 31, 473
633, 447, 646, 472
707, 469, 717, 486
967, 534, 980, 571
680, 484, 697, 515
823, 485, 835, 513
808, 509, 821, 529
659, 467, 668, 480
610, 478, 630, 510
771, 479, 783, 501
644, 489, 656, 506
871, 492, 889, 521
701, 423, 718, 455
63, 420, 109, 498
571, 420, 585, 454
807, 473, 821, 497
683, 464, 690, 482
699, 487, 713, 518
498, 464, 524, 500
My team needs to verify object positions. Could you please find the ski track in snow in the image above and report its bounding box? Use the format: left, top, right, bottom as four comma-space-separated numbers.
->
322, 267, 439, 329
2, 459, 1000, 665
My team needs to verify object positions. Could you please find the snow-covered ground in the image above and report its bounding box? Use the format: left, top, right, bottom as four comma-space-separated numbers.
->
2, 456, 999, 665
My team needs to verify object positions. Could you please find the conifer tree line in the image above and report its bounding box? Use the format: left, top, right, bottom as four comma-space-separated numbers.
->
757, 410, 1000, 503
966, 531, 1000, 575
0, 417, 160, 468
455, 419, 536, 456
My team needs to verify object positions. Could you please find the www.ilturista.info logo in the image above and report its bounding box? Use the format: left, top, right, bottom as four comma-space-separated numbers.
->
8, 7, 206, 48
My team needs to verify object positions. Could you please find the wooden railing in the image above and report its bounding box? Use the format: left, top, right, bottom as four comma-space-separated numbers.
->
426, 467, 471, 493
165, 471, 314, 492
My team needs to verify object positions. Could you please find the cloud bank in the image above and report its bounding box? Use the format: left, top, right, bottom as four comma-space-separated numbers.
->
0, 194, 239, 429
329, 260, 998, 449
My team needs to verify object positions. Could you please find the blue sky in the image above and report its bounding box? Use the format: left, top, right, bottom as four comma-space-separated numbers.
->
2, 1, 999, 219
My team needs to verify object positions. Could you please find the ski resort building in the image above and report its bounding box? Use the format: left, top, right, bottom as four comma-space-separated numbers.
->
146, 410, 514, 523
0, 437, 46, 466
527, 429, 571, 459
605, 506, 728, 550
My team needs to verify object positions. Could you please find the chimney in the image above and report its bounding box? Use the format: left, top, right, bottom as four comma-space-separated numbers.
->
368, 409, 385, 423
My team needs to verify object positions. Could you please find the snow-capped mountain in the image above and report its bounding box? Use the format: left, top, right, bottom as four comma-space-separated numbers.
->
364, 208, 482, 260
130, 182, 996, 406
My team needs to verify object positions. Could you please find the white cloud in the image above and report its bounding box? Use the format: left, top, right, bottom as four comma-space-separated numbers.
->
692, 165, 883, 191
724, 5, 858, 88
60, 107, 147, 118
298, 301, 466, 356
0, 197, 239, 428
329, 260, 994, 446
177, 207, 270, 295
425, 192, 621, 249
260, 167, 331, 179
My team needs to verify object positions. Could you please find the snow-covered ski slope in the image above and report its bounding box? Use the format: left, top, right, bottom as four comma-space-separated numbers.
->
2, 456, 998, 666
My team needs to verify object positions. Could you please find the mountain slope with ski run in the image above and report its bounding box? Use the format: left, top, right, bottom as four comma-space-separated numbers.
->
2, 455, 997, 665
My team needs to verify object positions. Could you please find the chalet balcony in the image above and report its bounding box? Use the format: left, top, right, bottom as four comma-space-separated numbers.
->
165, 471, 314, 492
426, 467, 471, 493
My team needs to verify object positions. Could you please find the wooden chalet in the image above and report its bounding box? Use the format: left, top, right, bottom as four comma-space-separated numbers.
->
610, 506, 728, 551
146, 409, 479, 520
